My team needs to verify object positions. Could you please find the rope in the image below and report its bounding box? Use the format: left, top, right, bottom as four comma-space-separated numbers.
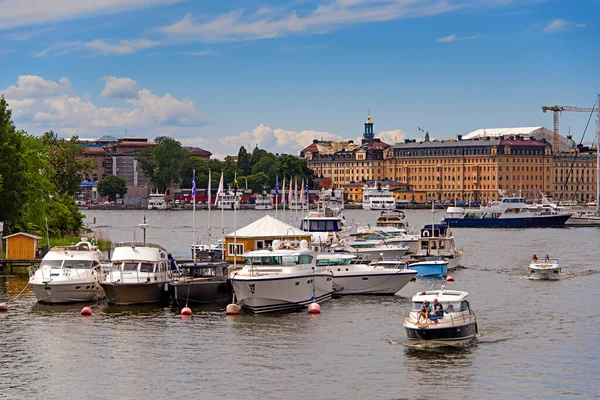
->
10, 282, 30, 301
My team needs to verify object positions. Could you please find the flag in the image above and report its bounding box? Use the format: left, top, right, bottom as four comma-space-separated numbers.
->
215, 171, 224, 205
288, 179, 293, 205
208, 170, 211, 206
191, 170, 197, 202
300, 179, 305, 204
305, 181, 309, 201
275, 176, 279, 196
282, 177, 286, 205
234, 177, 239, 195
294, 179, 298, 204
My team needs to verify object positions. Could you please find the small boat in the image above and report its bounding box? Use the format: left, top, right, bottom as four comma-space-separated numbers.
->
529, 257, 561, 279
407, 258, 449, 278
100, 242, 172, 305
28, 239, 107, 303
300, 210, 345, 248
403, 286, 478, 341
169, 261, 232, 305
376, 210, 409, 229
316, 253, 417, 295
191, 241, 224, 261
229, 239, 334, 313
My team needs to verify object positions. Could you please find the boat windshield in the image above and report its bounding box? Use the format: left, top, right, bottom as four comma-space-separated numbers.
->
316, 257, 353, 266
412, 301, 466, 312
62, 260, 94, 269
300, 219, 341, 232
246, 254, 314, 266
40, 260, 64, 268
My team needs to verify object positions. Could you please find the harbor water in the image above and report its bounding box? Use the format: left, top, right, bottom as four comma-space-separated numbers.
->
1, 209, 599, 399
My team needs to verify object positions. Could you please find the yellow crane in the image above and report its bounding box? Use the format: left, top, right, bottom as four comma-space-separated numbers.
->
541, 105, 596, 152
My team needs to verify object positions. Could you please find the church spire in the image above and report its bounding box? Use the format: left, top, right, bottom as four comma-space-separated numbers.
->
364, 108, 374, 140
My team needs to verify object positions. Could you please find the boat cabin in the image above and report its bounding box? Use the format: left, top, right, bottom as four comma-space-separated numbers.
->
410, 289, 471, 314
300, 213, 344, 233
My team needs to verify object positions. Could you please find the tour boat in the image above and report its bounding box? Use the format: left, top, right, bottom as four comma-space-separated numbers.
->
442, 190, 572, 228
28, 239, 107, 303
403, 286, 478, 341
362, 182, 396, 210
169, 261, 232, 305
100, 242, 172, 305
376, 210, 409, 229
216, 189, 242, 210
414, 224, 463, 269
147, 192, 167, 210
529, 257, 561, 280
254, 193, 274, 210
229, 240, 334, 313
316, 253, 417, 295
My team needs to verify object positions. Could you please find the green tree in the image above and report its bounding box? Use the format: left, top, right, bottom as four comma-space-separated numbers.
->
40, 131, 96, 196
136, 136, 188, 192
237, 146, 250, 175
98, 175, 128, 202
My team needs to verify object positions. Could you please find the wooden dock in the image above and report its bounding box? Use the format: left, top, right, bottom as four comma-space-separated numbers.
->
0, 259, 40, 274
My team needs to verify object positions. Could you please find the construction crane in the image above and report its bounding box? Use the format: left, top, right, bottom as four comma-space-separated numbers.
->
541, 105, 597, 152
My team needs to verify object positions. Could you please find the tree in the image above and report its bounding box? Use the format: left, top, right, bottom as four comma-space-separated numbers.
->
40, 131, 96, 196
237, 146, 250, 175
136, 136, 188, 192
98, 175, 128, 202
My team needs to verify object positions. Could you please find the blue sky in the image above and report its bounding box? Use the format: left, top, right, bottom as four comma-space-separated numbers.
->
0, 0, 598, 158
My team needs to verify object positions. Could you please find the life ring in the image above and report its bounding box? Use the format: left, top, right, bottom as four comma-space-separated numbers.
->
423, 230, 430, 237
486, 203, 492, 207
533, 213, 538, 216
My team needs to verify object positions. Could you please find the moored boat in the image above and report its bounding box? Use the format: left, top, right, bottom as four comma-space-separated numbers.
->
403, 286, 478, 341
376, 210, 409, 229
28, 239, 107, 303
170, 261, 232, 305
100, 242, 171, 305
415, 224, 463, 269
316, 253, 417, 295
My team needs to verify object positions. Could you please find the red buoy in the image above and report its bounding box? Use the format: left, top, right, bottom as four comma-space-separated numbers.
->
226, 303, 241, 315
0, 302, 8, 312
181, 307, 192, 316
446, 275, 455, 282
307, 302, 321, 314
80, 306, 93, 316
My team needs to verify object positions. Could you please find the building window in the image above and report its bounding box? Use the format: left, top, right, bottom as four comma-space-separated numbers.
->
228, 243, 244, 256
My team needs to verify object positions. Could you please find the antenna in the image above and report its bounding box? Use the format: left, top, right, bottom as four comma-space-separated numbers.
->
367, 107, 371, 116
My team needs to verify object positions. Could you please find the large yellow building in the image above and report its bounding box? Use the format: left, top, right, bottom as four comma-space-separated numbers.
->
552, 146, 597, 204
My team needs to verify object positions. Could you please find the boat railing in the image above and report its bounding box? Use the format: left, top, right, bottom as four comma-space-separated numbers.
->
115, 242, 168, 252
530, 259, 560, 267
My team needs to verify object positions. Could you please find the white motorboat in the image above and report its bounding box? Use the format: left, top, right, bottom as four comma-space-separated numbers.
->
353, 226, 419, 252
147, 192, 167, 210
403, 285, 478, 341
362, 182, 396, 210
100, 242, 172, 305
255, 193, 274, 210
28, 239, 107, 303
229, 240, 334, 313
529, 257, 561, 279
332, 239, 410, 260
316, 253, 417, 295
300, 210, 345, 249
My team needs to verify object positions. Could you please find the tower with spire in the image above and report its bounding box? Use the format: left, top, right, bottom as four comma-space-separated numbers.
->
363, 109, 374, 140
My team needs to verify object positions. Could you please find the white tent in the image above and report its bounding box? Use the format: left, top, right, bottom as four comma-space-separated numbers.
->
225, 214, 309, 239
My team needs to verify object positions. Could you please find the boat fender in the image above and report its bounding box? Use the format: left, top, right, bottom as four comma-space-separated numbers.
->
486, 203, 492, 207
533, 213, 538, 216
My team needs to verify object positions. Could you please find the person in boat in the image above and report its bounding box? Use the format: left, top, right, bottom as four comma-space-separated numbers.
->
531, 254, 538, 263
418, 300, 432, 323
430, 298, 444, 324
544, 254, 550, 262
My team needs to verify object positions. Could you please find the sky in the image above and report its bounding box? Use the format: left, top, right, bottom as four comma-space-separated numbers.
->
0, 0, 599, 158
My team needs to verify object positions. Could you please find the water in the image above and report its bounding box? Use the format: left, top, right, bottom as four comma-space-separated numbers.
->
1, 209, 599, 399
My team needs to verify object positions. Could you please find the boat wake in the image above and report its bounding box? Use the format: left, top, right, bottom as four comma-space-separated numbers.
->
387, 337, 478, 349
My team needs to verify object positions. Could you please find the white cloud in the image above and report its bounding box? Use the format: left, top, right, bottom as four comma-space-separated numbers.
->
0, 0, 168, 30
542, 18, 585, 34
2, 75, 207, 137
179, 51, 210, 56
1, 75, 73, 99
273, 128, 342, 149
100, 76, 139, 99
436, 33, 479, 42
2, 26, 55, 41
160, 1, 464, 43
37, 38, 162, 57
379, 129, 406, 144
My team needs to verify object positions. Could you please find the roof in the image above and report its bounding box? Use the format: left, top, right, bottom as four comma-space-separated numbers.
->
463, 127, 544, 139
394, 138, 501, 149
499, 139, 547, 147
4, 232, 42, 240
185, 147, 212, 157
97, 135, 119, 143
225, 215, 310, 239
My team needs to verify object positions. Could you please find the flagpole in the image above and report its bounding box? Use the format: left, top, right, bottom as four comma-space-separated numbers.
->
275, 175, 279, 219
294, 178, 298, 226
282, 176, 286, 223
288, 178, 293, 225
234, 172, 238, 267
192, 169, 196, 264
208, 169, 212, 252
220, 171, 225, 260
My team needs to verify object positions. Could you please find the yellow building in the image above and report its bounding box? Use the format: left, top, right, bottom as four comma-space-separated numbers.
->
224, 215, 311, 261
552, 147, 597, 204
4, 232, 42, 260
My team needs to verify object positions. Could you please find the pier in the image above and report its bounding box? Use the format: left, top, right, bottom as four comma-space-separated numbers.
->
0, 259, 39, 274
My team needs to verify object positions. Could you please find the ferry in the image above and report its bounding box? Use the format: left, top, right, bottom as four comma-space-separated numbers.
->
442, 190, 572, 228
362, 182, 396, 210
147, 193, 167, 210
216, 189, 242, 210
255, 193, 274, 210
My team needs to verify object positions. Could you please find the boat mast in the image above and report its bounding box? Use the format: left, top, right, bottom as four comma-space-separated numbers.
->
208, 169, 212, 252
597, 93, 600, 214
192, 169, 196, 263
234, 171, 237, 267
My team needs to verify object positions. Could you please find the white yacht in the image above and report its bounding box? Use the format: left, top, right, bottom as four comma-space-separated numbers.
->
28, 239, 107, 303
403, 285, 478, 341
147, 193, 167, 210
316, 253, 417, 295
100, 242, 171, 305
376, 210, 409, 229
229, 240, 334, 313
353, 226, 419, 252
331, 239, 410, 260
300, 210, 345, 249
362, 182, 396, 210
216, 189, 242, 210
529, 257, 561, 279
255, 193, 274, 210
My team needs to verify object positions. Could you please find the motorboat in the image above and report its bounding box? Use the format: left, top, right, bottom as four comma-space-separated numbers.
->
407, 258, 449, 278
376, 210, 409, 229
331, 239, 410, 261
442, 190, 572, 228
100, 242, 172, 305
403, 286, 478, 341
300, 210, 345, 249
316, 253, 417, 295
191, 241, 224, 261
255, 193, 274, 210
529, 257, 561, 279
353, 226, 419, 252
170, 261, 232, 305
229, 240, 334, 313
414, 224, 463, 269
362, 182, 396, 210
28, 239, 107, 303
147, 192, 167, 210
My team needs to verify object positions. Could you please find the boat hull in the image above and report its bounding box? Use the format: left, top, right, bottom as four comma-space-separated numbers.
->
405, 321, 478, 341
333, 271, 416, 295
529, 267, 561, 280
230, 272, 333, 314
350, 248, 409, 260
443, 214, 571, 228
254, 205, 274, 210
409, 262, 448, 278
30, 282, 104, 303
100, 282, 169, 305
170, 279, 232, 305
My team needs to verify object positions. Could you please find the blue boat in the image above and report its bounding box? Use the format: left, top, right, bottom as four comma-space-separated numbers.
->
442, 190, 572, 228
408, 258, 448, 278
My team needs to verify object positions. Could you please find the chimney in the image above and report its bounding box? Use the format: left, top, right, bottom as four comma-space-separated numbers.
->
313, 139, 319, 144
457, 134, 462, 141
